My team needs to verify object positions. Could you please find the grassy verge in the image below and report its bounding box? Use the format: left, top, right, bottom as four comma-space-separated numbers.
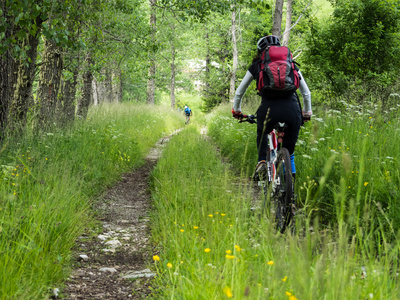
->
150, 123, 400, 299
0, 103, 183, 299
207, 103, 400, 237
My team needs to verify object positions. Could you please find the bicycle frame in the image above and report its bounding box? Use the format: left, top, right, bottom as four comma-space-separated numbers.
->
239, 114, 296, 233
267, 122, 287, 189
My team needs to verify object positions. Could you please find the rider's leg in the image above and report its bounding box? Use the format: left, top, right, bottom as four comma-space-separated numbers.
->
270, 96, 301, 179
256, 101, 271, 162
253, 101, 272, 178
290, 153, 296, 182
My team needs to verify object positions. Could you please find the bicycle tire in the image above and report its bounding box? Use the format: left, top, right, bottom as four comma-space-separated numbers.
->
273, 147, 294, 233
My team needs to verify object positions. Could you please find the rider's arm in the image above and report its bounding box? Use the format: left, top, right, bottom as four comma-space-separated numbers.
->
233, 71, 254, 112
298, 71, 312, 114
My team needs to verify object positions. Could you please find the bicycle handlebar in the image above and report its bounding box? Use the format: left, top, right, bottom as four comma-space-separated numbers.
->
239, 114, 311, 124
239, 114, 257, 124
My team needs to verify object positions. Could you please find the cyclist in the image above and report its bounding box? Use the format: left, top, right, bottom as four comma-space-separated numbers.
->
231, 35, 312, 181
184, 105, 192, 124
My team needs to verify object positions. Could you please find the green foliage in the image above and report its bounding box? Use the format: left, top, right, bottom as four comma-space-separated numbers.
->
0, 103, 183, 299
157, 0, 250, 21
303, 0, 400, 100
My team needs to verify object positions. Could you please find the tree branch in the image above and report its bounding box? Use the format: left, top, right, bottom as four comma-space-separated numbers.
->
281, 0, 313, 37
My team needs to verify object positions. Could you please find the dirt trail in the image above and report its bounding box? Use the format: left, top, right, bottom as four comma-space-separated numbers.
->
63, 130, 181, 299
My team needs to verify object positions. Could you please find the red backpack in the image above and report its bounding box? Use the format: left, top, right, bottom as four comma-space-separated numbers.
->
257, 46, 300, 98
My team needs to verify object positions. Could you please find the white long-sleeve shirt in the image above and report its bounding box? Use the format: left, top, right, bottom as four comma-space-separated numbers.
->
233, 70, 312, 113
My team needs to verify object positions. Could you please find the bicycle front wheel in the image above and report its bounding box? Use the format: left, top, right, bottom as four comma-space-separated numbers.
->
273, 147, 294, 233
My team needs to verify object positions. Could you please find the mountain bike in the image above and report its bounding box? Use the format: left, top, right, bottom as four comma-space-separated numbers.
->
240, 114, 295, 233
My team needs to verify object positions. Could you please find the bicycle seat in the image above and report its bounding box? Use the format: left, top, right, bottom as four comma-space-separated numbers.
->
273, 122, 287, 132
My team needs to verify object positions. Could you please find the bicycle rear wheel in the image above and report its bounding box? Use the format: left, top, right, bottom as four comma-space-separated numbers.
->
273, 147, 294, 233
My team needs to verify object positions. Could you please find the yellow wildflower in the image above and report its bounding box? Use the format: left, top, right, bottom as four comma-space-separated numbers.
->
267, 261, 274, 265
167, 263, 172, 268
180, 229, 184, 232
364, 182, 369, 186
153, 255, 160, 261
226, 250, 232, 254
286, 291, 292, 296
223, 286, 233, 298
204, 248, 211, 253
289, 296, 298, 300
221, 213, 226, 216
193, 226, 199, 229
208, 214, 213, 217
226, 255, 235, 259
282, 276, 287, 282
234, 245, 242, 252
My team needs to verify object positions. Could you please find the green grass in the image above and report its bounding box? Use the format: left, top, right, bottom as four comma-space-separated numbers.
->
207, 102, 400, 237
0, 103, 183, 299
149, 104, 400, 299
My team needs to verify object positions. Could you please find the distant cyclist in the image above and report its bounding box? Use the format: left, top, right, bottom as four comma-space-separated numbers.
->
184, 105, 192, 125
231, 35, 312, 182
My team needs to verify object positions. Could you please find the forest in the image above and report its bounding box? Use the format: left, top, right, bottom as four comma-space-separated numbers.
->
1, 0, 399, 136
1, 0, 400, 298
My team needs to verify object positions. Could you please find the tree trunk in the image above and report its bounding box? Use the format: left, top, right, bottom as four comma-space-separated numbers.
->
272, 0, 284, 37
0, 5, 18, 139
229, 6, 238, 100
59, 68, 79, 125
96, 74, 106, 104
8, 16, 43, 133
170, 25, 176, 109
96, 69, 113, 103
92, 78, 99, 106
218, 33, 230, 103
111, 67, 122, 102
77, 58, 93, 119
147, 0, 156, 105
37, 39, 63, 128
204, 27, 210, 97
105, 69, 113, 102
282, 0, 292, 47
0, 41, 16, 139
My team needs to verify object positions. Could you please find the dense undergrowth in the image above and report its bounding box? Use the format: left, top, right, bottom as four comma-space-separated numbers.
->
150, 104, 400, 299
0, 103, 183, 299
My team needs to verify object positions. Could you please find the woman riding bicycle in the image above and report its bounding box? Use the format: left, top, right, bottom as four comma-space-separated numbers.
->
231, 35, 312, 181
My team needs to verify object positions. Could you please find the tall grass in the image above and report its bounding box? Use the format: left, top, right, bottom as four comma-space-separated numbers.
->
207, 102, 400, 238
150, 124, 400, 299
0, 103, 183, 299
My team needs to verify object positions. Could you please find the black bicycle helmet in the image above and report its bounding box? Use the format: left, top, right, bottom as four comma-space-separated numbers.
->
257, 35, 281, 52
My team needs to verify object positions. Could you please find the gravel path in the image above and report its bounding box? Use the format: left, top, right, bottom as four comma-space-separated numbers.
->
62, 130, 181, 299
